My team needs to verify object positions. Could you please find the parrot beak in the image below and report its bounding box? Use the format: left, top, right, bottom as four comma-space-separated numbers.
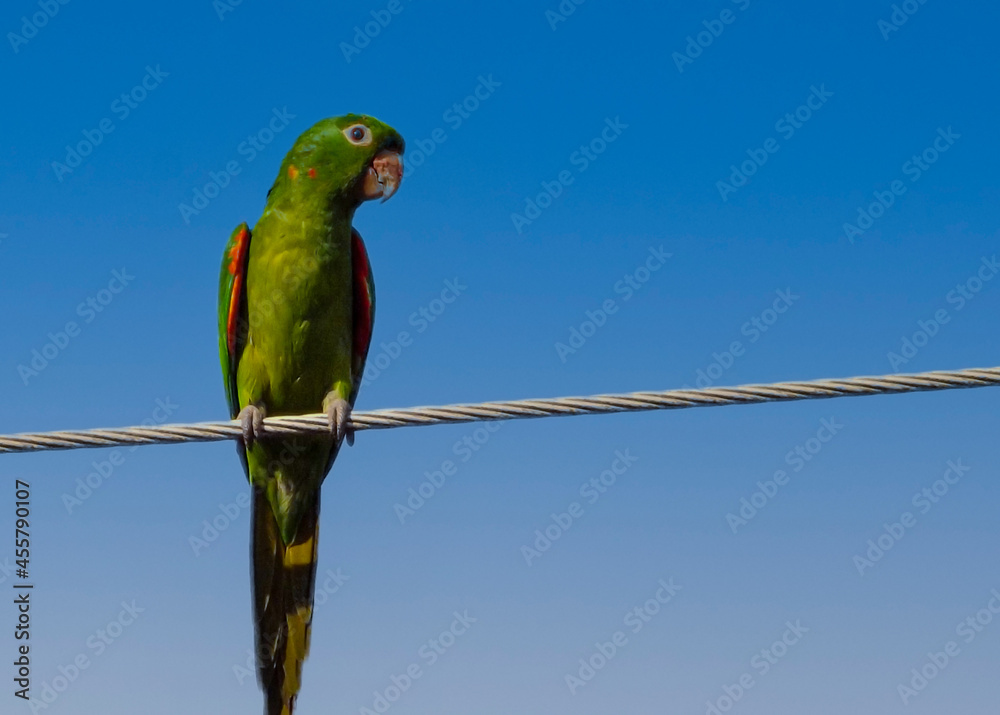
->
361, 150, 403, 203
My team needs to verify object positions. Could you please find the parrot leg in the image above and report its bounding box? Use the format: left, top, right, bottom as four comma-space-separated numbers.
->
238, 403, 266, 446
323, 393, 353, 445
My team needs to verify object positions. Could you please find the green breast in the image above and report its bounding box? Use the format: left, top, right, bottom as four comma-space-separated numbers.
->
239, 205, 354, 416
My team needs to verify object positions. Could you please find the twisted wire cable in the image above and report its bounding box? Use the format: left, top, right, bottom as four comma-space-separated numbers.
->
1, 366, 997, 455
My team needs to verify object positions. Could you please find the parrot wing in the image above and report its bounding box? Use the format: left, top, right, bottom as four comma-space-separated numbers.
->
349, 228, 375, 406
218, 222, 252, 478
219, 222, 252, 420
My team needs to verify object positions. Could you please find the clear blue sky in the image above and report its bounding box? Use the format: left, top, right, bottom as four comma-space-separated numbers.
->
2, 1, 1000, 713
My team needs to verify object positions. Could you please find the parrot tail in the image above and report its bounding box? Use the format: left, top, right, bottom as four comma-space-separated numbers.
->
251, 486, 320, 715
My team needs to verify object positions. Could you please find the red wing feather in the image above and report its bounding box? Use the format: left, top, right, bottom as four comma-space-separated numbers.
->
219, 222, 252, 420
350, 229, 375, 404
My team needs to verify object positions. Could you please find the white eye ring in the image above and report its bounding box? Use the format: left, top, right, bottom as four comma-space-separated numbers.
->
343, 124, 372, 146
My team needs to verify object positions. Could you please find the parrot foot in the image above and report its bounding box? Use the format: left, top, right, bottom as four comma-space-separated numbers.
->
237, 404, 266, 446
323, 395, 353, 445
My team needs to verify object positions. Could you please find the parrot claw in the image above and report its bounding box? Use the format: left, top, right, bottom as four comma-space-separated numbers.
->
324, 395, 353, 444
238, 404, 266, 446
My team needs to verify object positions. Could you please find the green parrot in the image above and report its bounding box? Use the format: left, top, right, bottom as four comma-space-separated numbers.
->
218, 114, 404, 715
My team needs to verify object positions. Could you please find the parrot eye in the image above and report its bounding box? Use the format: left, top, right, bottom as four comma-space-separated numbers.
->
343, 124, 372, 146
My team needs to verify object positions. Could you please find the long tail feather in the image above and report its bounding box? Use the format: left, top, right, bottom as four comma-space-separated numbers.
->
252, 487, 320, 715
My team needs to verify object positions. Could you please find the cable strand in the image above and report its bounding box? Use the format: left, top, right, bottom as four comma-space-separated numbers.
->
1, 366, 997, 454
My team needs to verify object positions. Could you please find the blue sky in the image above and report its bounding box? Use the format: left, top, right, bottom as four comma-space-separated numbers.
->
2, 1, 1000, 713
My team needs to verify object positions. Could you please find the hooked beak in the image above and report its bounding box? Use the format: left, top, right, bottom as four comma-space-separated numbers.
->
361, 150, 403, 203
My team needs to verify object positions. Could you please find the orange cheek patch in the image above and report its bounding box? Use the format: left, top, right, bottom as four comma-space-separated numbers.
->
288, 165, 299, 180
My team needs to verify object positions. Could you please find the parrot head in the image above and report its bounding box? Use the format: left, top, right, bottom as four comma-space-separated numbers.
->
274, 113, 405, 207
